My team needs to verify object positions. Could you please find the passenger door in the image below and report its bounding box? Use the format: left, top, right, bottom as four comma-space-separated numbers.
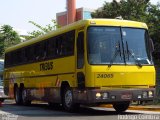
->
76, 31, 85, 89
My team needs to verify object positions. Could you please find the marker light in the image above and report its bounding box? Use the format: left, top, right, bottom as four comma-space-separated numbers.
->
102, 93, 109, 99
143, 91, 148, 98
111, 95, 116, 99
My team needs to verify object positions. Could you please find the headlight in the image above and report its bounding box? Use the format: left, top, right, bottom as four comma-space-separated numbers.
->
138, 95, 142, 99
96, 93, 101, 99
148, 91, 153, 98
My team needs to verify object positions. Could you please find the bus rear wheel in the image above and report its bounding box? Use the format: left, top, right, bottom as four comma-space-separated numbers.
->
113, 101, 130, 113
0, 98, 4, 102
14, 87, 22, 105
62, 86, 79, 112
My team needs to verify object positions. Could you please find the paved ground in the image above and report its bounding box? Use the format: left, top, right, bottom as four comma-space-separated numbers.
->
0, 100, 160, 120
101, 104, 160, 112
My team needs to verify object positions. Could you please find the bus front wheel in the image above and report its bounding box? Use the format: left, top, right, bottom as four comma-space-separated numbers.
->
62, 86, 79, 112
21, 87, 31, 105
113, 101, 130, 113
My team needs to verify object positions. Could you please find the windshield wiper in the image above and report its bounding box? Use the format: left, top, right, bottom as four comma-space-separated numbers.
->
126, 41, 142, 67
108, 41, 122, 67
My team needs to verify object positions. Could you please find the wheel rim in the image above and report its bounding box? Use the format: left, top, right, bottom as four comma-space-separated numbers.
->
22, 89, 27, 102
15, 88, 19, 102
65, 90, 73, 108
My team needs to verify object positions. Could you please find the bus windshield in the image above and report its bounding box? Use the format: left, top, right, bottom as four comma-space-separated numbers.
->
87, 26, 152, 65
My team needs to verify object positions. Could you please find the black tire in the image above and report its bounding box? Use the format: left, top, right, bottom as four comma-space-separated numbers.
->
113, 101, 130, 113
0, 98, 4, 102
14, 87, 22, 105
21, 87, 31, 106
62, 86, 79, 112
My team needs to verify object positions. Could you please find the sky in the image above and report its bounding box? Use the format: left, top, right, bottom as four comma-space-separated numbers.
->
0, 0, 159, 34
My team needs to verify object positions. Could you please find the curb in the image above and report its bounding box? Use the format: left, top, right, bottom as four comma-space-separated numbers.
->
129, 106, 160, 112
100, 104, 160, 112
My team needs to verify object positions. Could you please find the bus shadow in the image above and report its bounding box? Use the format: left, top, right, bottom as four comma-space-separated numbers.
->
1, 102, 139, 117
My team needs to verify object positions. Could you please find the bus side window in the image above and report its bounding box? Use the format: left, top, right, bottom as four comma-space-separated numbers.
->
12, 51, 16, 65
21, 49, 26, 63
57, 36, 63, 56
34, 42, 47, 61
25, 48, 29, 62
25, 46, 34, 62
77, 32, 84, 69
6, 53, 12, 67
34, 44, 40, 60
42, 41, 47, 59
5, 53, 9, 67
59, 31, 75, 56
47, 38, 56, 58
66, 31, 75, 55
16, 50, 23, 64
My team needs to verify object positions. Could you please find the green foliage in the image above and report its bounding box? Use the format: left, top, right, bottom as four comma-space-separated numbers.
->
92, 0, 160, 56
0, 25, 21, 57
146, 3, 160, 50
92, 0, 150, 20
28, 19, 60, 39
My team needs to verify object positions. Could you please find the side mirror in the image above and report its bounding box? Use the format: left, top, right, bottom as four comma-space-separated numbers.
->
149, 38, 154, 52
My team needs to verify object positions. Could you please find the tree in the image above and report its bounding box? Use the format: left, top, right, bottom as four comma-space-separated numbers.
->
27, 19, 59, 39
0, 25, 21, 57
92, 0, 160, 59
146, 3, 160, 49
92, 0, 150, 20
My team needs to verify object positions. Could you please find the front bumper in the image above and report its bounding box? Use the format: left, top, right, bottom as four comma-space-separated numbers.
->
73, 88, 155, 104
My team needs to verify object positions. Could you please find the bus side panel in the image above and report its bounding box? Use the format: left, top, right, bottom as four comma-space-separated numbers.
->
4, 56, 76, 102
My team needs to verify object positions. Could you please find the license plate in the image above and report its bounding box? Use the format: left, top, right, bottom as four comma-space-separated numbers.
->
121, 93, 132, 99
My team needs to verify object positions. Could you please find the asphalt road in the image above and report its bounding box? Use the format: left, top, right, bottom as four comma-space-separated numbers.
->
0, 100, 160, 120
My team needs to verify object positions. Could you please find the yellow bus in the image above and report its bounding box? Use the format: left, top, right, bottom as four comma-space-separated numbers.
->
4, 19, 155, 112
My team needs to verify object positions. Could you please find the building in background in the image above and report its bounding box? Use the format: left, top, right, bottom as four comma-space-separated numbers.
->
56, 0, 94, 27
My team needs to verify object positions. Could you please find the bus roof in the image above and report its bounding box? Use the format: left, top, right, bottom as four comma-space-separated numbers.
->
5, 19, 148, 53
